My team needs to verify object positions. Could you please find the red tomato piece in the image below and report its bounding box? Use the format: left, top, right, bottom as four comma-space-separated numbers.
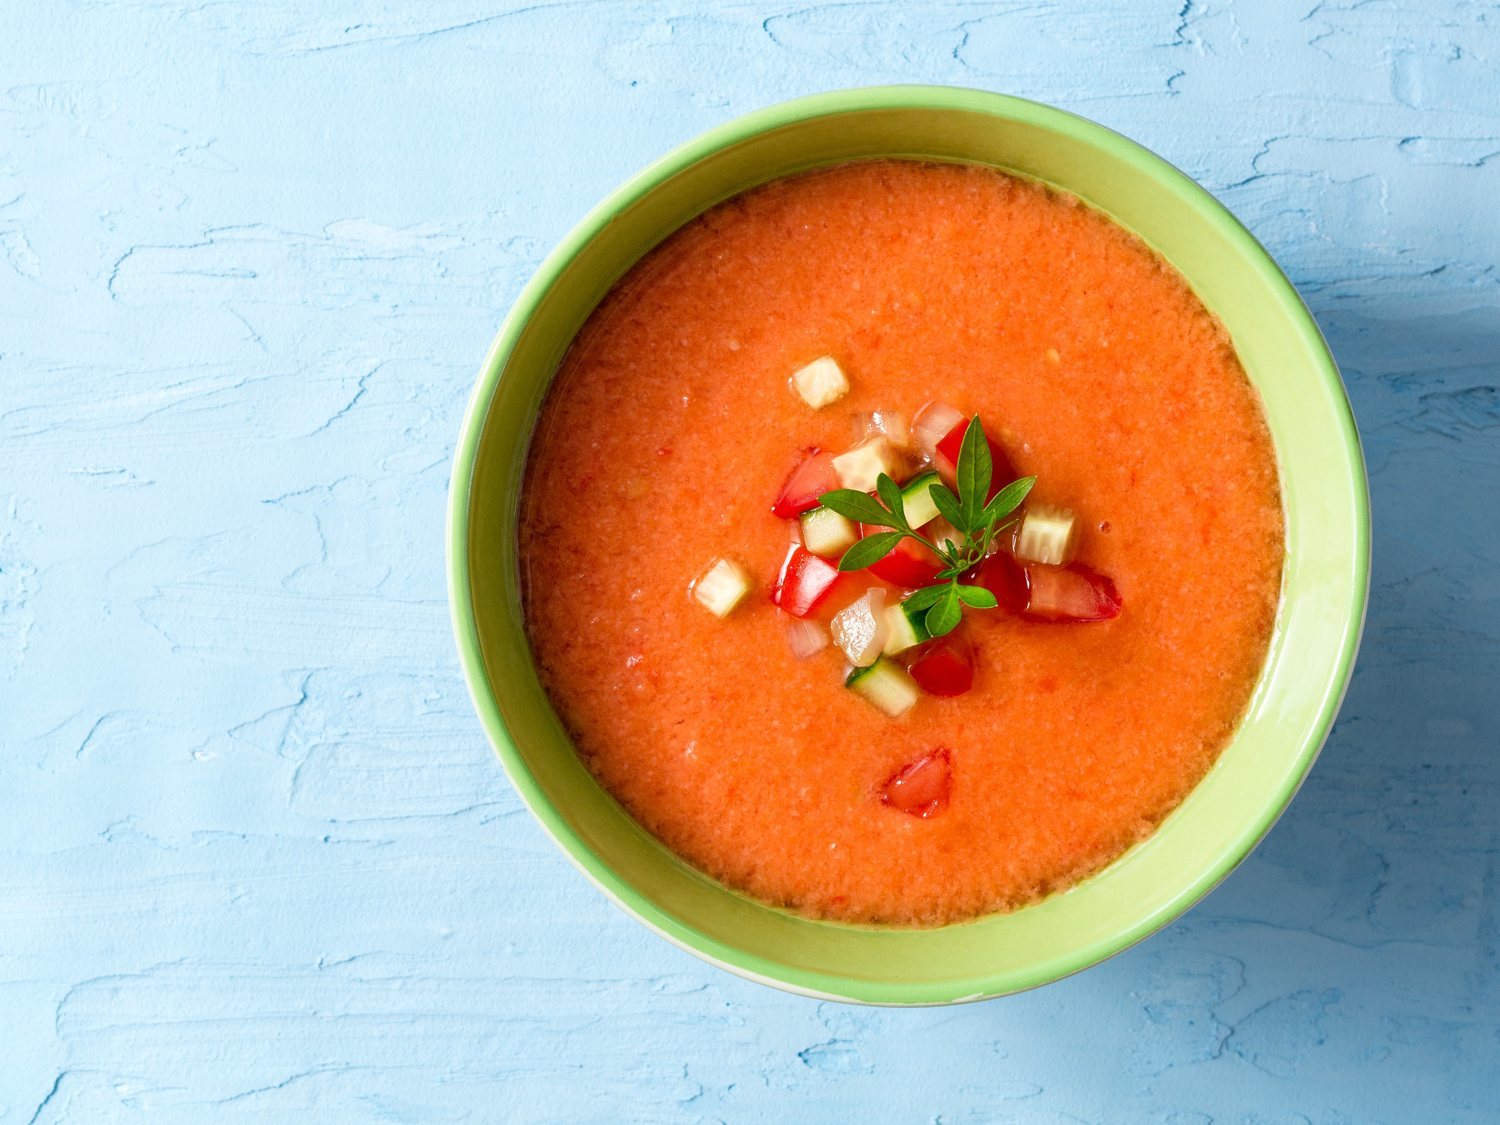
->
967, 552, 1028, 615
1022, 563, 1123, 623
865, 530, 943, 588
907, 633, 975, 696
770, 545, 842, 618
880, 747, 952, 818
771, 448, 838, 519
933, 417, 1019, 500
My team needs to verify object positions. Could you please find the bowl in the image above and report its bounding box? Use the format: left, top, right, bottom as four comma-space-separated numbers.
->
448, 86, 1369, 1004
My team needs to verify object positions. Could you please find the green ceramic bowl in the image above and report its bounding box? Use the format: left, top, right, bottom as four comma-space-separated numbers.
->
448, 87, 1369, 1004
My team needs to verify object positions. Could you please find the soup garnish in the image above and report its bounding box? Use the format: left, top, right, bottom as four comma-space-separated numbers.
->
704, 409, 1122, 719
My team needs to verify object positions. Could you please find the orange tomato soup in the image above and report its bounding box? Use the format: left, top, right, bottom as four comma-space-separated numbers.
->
519, 160, 1282, 926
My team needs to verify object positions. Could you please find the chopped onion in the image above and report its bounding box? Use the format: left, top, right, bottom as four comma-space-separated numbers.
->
923, 516, 965, 553
829, 588, 889, 667
783, 614, 829, 660
852, 409, 912, 451
912, 401, 966, 458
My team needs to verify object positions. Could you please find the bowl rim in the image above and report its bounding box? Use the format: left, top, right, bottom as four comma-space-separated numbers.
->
448, 84, 1371, 1004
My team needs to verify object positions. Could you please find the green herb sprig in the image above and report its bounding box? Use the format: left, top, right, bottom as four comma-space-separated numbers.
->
817, 417, 1035, 638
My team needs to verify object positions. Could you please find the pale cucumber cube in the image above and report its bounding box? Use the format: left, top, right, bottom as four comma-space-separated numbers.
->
845, 656, 920, 717
832, 436, 900, 492
791, 355, 850, 409
692, 557, 751, 618
1014, 504, 1078, 566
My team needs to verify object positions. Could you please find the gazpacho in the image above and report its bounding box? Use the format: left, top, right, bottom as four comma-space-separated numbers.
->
518, 160, 1283, 926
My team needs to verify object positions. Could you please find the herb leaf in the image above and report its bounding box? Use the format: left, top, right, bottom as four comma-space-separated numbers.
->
956, 416, 993, 528
814, 417, 1043, 638
819, 489, 898, 528
929, 483, 967, 533
954, 584, 998, 609
901, 584, 949, 613
981, 475, 1036, 526
837, 532, 903, 572
875, 473, 908, 529
924, 583, 962, 637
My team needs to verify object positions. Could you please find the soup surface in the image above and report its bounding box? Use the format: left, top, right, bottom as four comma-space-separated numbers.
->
519, 160, 1283, 926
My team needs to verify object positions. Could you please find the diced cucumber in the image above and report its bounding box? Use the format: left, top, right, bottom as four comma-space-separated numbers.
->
831, 436, 900, 492
691, 557, 751, 618
799, 505, 858, 558
899, 471, 941, 527
1014, 504, 1078, 566
881, 601, 931, 655
845, 656, 920, 717
791, 355, 849, 409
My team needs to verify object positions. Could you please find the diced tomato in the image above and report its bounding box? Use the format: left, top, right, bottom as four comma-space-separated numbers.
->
907, 633, 975, 696
880, 747, 952, 817
771, 448, 838, 519
967, 552, 1028, 615
1022, 562, 1122, 623
933, 417, 1018, 500
865, 529, 943, 588
770, 545, 842, 618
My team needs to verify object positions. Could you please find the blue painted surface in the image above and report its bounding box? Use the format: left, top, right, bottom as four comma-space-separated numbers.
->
2, 1, 1497, 1120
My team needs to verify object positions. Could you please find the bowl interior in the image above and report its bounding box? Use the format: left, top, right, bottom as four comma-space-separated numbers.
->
450, 88, 1368, 1004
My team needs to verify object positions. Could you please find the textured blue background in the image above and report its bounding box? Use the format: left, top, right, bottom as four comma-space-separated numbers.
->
2, 2, 1497, 1121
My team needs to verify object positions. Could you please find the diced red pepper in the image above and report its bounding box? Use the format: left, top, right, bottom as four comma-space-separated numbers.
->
967, 552, 1028, 616
771, 448, 838, 519
1022, 562, 1122, 623
770, 545, 842, 618
933, 417, 1018, 500
907, 633, 975, 696
865, 528, 943, 588
880, 747, 952, 818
